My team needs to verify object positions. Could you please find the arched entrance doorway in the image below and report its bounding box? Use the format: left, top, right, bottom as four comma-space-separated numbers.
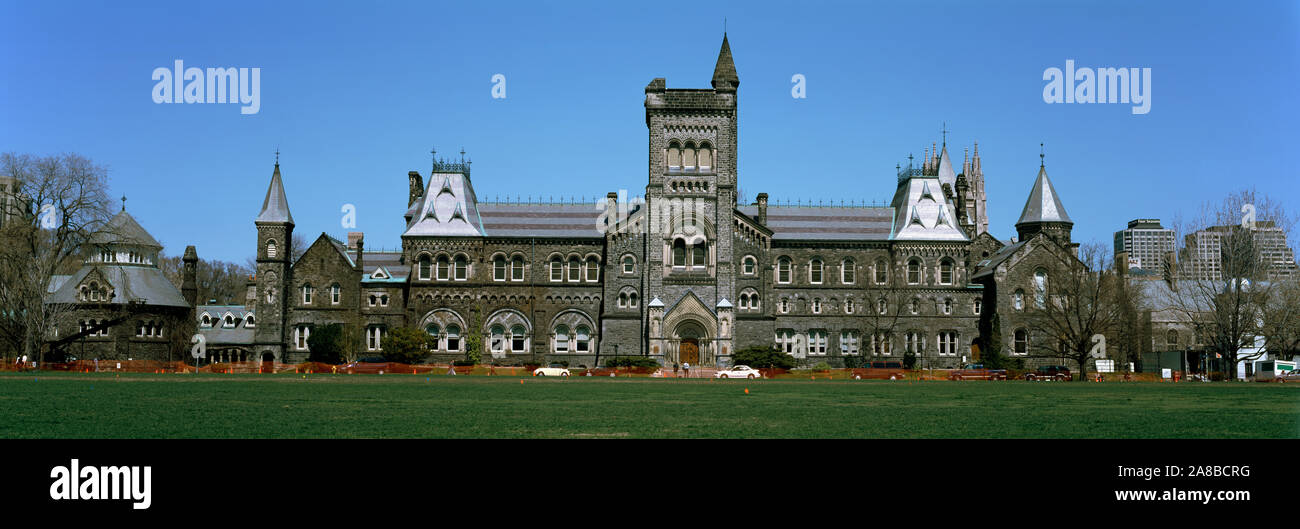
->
261, 352, 275, 372
675, 321, 707, 366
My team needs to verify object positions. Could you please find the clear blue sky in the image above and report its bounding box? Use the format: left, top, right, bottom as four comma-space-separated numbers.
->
2, 0, 1297, 263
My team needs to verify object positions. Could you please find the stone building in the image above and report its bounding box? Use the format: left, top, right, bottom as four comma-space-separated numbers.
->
247, 35, 1077, 369
44, 207, 198, 361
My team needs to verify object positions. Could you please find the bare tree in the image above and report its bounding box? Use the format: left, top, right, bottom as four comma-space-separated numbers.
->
1261, 276, 1300, 361
159, 255, 253, 305
0, 153, 112, 364
1022, 242, 1134, 380
1167, 190, 1294, 377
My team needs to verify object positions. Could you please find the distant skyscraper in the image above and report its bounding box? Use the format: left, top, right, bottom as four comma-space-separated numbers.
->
1181, 222, 1299, 281
1114, 219, 1175, 278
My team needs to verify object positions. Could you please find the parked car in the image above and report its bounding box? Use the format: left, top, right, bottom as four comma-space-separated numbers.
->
1023, 365, 1072, 381
852, 361, 906, 380
715, 365, 762, 379
342, 357, 392, 374
1277, 370, 1300, 383
533, 363, 571, 377
949, 364, 1007, 381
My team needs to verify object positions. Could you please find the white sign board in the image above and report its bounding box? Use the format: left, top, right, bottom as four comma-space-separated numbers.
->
1095, 359, 1115, 373
1162, 368, 1172, 379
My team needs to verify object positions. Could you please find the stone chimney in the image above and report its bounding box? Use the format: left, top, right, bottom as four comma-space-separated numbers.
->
347, 232, 364, 250
354, 234, 365, 273
408, 171, 424, 207
182, 245, 198, 307
756, 193, 768, 225
606, 192, 619, 232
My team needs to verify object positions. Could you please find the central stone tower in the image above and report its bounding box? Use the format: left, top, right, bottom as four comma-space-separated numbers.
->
643, 35, 739, 365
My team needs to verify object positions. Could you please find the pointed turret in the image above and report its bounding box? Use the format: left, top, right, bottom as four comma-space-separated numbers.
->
1015, 163, 1073, 245
711, 34, 739, 92
936, 144, 957, 189
256, 161, 294, 225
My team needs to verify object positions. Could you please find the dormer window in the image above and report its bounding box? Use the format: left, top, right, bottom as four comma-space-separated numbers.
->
201, 313, 212, 327
245, 314, 255, 327
223, 315, 235, 328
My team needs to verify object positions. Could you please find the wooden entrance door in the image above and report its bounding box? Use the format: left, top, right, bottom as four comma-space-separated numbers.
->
680, 339, 699, 365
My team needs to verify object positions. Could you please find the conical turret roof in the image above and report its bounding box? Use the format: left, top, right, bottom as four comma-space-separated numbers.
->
256, 163, 294, 224
1016, 165, 1072, 226
711, 34, 739, 91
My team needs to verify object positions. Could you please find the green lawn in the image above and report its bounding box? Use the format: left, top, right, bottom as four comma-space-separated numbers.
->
1, 373, 1297, 438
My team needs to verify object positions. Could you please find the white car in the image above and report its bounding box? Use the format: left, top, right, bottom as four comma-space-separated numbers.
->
714, 365, 762, 379
533, 363, 571, 377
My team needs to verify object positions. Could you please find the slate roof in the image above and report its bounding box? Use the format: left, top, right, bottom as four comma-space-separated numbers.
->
971, 240, 1026, 280
712, 34, 739, 90
736, 205, 894, 241
46, 265, 190, 308
363, 251, 407, 282
88, 210, 162, 248
403, 171, 486, 236
476, 203, 607, 238
1016, 165, 1071, 226
256, 163, 294, 224
197, 305, 254, 345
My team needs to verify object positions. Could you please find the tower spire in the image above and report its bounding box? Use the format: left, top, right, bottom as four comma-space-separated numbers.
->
711, 33, 739, 91
121, 195, 126, 212
1040, 142, 1045, 168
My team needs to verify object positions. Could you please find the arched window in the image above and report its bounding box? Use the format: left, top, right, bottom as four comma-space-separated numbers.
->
779, 298, 790, 314
910, 298, 919, 314
739, 293, 749, 309
872, 332, 892, 356
808, 330, 827, 355
575, 325, 591, 352
743, 256, 756, 275
436, 255, 450, 281
245, 314, 255, 327
683, 141, 697, 171
586, 256, 599, 282
809, 259, 823, 284
672, 239, 687, 267
510, 325, 528, 352
875, 259, 888, 284
845, 298, 854, 314
1014, 290, 1025, 310
368, 294, 377, 306
266, 239, 278, 259
511, 256, 525, 281
943, 298, 953, 315
698, 142, 713, 171
777, 257, 792, 284
1033, 268, 1048, 308
629, 292, 638, 308
878, 298, 888, 315
618, 292, 628, 308
907, 258, 923, 285
446, 325, 461, 351
691, 243, 706, 269
418, 254, 431, 280
224, 315, 235, 327
331, 283, 341, 304
812, 298, 822, 314
380, 294, 389, 306
80, 286, 89, 301
667, 141, 682, 172
938, 332, 957, 356
905, 332, 923, 354
555, 325, 570, 353
974, 298, 982, 315
425, 324, 441, 350
842, 258, 855, 284
490, 325, 506, 352
940, 258, 955, 285
201, 314, 211, 327
493, 255, 507, 281
1166, 329, 1179, 347
622, 255, 635, 275
454, 255, 468, 281
567, 256, 580, 282
1014, 329, 1028, 355
840, 331, 859, 355
550, 256, 563, 281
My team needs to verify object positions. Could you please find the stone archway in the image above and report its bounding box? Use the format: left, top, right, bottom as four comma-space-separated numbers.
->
675, 320, 708, 365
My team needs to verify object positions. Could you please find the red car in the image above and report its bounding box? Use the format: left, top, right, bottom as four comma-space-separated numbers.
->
852, 361, 906, 380
1023, 365, 1072, 381
949, 364, 1007, 381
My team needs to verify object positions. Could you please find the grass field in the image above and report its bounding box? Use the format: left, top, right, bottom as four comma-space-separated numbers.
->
1, 373, 1298, 438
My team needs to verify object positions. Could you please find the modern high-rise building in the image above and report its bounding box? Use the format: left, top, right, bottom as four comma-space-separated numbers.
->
1114, 219, 1175, 279
1181, 223, 1299, 281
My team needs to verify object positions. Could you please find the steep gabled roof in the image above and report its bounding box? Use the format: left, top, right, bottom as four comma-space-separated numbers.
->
403, 170, 485, 237
1016, 165, 1072, 226
935, 144, 957, 189
256, 163, 294, 224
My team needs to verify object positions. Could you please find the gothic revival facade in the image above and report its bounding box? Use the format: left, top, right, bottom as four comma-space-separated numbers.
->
249, 36, 1077, 369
